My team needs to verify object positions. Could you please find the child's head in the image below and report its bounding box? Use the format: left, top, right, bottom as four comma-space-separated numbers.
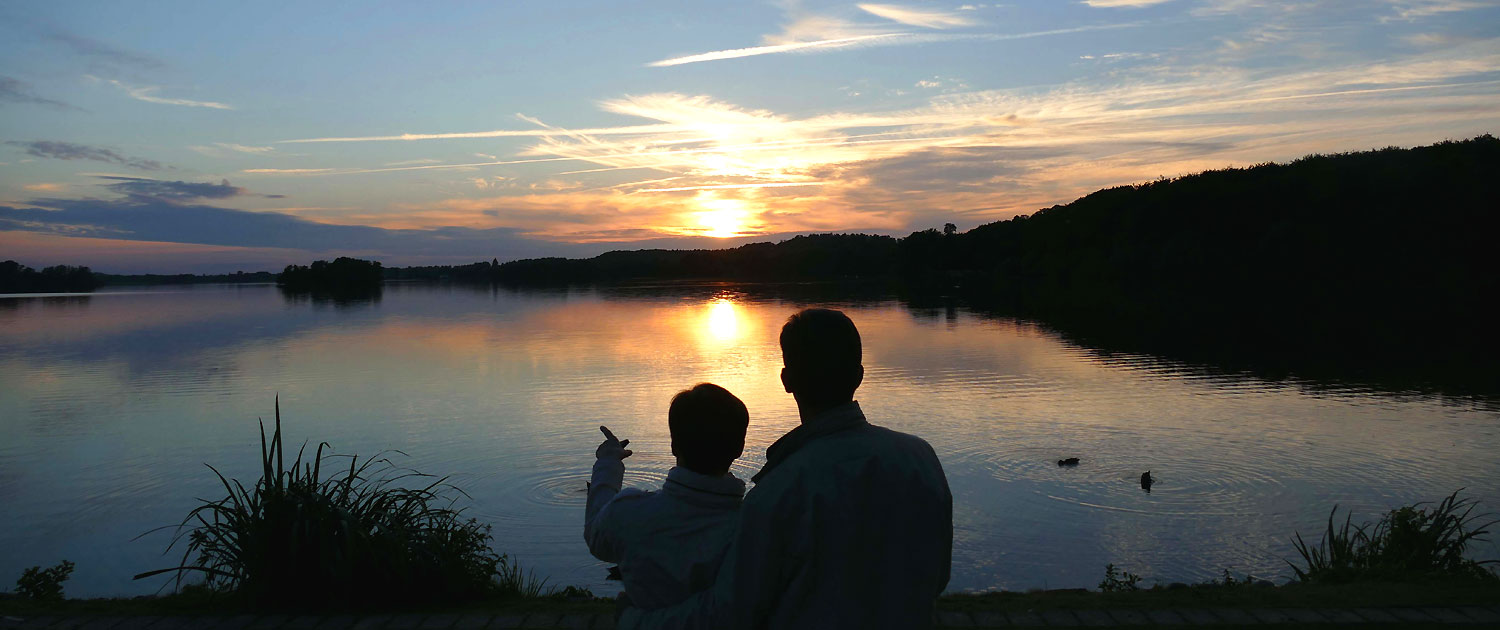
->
668, 383, 749, 476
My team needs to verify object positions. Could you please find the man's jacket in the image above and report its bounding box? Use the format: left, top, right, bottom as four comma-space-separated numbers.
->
622, 401, 953, 629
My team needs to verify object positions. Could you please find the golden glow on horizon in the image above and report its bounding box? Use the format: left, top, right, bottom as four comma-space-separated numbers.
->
694, 195, 753, 238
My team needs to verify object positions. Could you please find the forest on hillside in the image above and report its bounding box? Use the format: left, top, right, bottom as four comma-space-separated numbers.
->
475, 135, 1500, 394
472, 136, 1494, 313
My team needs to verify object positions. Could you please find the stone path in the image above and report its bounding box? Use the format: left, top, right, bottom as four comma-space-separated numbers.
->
4, 606, 1500, 628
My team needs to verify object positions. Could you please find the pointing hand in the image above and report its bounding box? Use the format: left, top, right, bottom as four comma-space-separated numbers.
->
596, 425, 633, 461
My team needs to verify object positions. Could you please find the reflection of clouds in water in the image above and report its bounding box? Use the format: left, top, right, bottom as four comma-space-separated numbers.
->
1, 284, 1498, 597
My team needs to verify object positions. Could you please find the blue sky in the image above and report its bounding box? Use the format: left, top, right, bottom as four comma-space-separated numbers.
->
2, 0, 1498, 272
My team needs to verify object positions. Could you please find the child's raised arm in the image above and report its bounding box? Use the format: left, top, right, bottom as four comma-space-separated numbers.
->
583, 425, 633, 561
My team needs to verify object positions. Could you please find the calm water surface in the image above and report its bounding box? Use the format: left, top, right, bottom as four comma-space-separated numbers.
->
1, 283, 1496, 597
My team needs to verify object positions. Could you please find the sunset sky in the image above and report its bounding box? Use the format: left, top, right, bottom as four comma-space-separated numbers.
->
2, 0, 1498, 272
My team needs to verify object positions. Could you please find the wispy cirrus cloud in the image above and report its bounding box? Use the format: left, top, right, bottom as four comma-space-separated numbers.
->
100, 78, 232, 110
238, 35, 1500, 241
648, 19, 1140, 67
857, 3, 977, 28
649, 4, 945, 67
41, 27, 162, 70
279, 121, 679, 143
188, 142, 278, 157
0, 76, 81, 111
5, 140, 166, 170
649, 33, 908, 67
1084, 0, 1175, 7
1386, 0, 1500, 21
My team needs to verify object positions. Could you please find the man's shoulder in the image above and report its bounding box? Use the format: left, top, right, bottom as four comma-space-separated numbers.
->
755, 422, 941, 487
812, 420, 938, 457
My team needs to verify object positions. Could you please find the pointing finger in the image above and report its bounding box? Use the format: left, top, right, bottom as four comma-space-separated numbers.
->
600, 426, 617, 442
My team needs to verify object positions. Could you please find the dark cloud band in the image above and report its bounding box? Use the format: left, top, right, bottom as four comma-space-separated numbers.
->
5, 140, 166, 170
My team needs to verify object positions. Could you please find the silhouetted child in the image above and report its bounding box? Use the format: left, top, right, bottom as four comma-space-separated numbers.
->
584, 383, 749, 609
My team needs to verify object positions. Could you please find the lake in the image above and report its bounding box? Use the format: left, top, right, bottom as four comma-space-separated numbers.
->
1, 282, 1496, 598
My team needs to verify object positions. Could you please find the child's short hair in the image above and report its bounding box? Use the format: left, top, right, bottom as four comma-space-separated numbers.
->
668, 383, 749, 475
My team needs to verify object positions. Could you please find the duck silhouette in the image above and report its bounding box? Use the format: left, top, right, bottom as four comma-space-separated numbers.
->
1140, 471, 1154, 492
1057, 457, 1080, 467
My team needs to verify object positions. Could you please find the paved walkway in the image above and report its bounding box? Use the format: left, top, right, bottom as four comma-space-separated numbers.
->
4, 606, 1500, 628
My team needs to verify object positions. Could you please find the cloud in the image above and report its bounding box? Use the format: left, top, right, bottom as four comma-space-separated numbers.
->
1083, 0, 1174, 6
649, 6, 922, 67
215, 143, 274, 154
0, 196, 586, 260
0, 76, 80, 111
644, 19, 1142, 67
857, 4, 976, 28
188, 142, 278, 157
279, 121, 680, 144
42, 28, 162, 69
649, 33, 909, 67
103, 79, 232, 110
241, 168, 338, 174
1387, 0, 1498, 21
630, 182, 826, 193
96, 176, 248, 200
5, 141, 166, 170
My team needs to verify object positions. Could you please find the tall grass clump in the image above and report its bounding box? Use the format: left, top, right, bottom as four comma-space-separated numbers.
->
1290, 490, 1499, 584
137, 398, 544, 607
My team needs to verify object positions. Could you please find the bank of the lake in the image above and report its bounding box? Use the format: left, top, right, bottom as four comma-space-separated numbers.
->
4, 581, 1500, 628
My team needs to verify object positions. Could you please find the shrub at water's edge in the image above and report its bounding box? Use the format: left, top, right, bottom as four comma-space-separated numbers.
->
137, 397, 546, 607
1289, 490, 1498, 584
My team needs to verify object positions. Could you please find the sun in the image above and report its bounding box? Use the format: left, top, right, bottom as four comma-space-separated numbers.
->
694, 196, 750, 238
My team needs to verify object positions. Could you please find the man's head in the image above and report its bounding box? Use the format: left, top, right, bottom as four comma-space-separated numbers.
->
779, 308, 864, 409
668, 383, 749, 476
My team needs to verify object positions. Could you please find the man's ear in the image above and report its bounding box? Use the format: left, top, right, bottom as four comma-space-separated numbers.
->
853, 364, 864, 391
781, 367, 793, 394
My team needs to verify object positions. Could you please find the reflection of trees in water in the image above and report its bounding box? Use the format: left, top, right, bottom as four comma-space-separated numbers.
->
508, 278, 1497, 408
0, 294, 93, 313
908, 288, 1500, 410
277, 285, 383, 309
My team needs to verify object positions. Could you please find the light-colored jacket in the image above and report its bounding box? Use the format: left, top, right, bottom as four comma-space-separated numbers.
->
585, 459, 746, 609
620, 401, 953, 629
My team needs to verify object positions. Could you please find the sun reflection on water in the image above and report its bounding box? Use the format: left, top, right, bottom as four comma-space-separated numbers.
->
705, 297, 741, 342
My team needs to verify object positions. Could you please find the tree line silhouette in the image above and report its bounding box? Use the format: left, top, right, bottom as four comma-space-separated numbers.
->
471, 135, 1500, 395
466, 136, 1494, 320
278, 257, 384, 292
0, 260, 99, 293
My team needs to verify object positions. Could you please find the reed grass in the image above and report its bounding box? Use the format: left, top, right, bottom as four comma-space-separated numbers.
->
136, 397, 543, 607
1289, 490, 1499, 584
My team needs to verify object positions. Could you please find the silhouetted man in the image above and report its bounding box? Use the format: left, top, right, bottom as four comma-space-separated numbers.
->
621, 308, 953, 629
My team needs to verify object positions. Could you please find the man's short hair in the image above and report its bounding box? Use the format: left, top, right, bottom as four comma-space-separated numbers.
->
780, 307, 862, 373
669, 383, 749, 475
